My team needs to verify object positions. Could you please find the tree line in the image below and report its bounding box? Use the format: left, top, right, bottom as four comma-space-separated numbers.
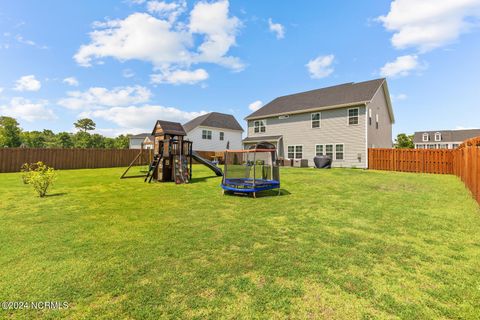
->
0, 116, 130, 149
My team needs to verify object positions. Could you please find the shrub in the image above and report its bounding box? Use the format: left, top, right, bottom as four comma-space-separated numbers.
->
20, 163, 32, 184
21, 162, 57, 197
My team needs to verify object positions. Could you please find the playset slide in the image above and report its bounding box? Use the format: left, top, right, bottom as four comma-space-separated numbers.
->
191, 151, 223, 176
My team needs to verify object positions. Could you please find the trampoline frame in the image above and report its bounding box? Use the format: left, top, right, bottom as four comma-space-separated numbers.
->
221, 147, 280, 197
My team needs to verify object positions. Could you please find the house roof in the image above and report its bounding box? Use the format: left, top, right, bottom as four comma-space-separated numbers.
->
242, 135, 283, 142
151, 120, 187, 136
129, 133, 151, 139
183, 112, 244, 132
413, 129, 480, 143
245, 78, 392, 121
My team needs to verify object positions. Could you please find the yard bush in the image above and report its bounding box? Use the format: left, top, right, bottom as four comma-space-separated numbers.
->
20, 161, 56, 197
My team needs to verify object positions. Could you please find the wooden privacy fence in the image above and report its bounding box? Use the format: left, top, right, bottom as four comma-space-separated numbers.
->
452, 137, 480, 204
369, 136, 480, 204
368, 148, 453, 174
0, 148, 153, 173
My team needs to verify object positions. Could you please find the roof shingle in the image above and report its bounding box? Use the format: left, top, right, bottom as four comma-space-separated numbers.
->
245, 78, 386, 120
183, 112, 243, 132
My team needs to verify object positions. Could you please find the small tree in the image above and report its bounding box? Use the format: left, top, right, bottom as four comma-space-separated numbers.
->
114, 134, 130, 149
74, 118, 96, 132
394, 133, 414, 149
21, 162, 56, 197
56, 132, 74, 148
0, 116, 22, 147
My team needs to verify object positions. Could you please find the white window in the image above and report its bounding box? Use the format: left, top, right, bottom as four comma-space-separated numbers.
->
368, 109, 372, 126
422, 133, 429, 142
287, 145, 303, 159
219, 132, 224, 141
417, 144, 425, 149
427, 144, 436, 149
315, 144, 324, 156
253, 120, 266, 133
375, 114, 379, 129
311, 112, 321, 128
202, 130, 212, 140
325, 144, 334, 158
348, 108, 359, 125
434, 132, 442, 141
335, 144, 344, 160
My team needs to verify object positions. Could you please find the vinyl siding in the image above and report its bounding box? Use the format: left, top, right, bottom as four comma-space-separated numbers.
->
246, 105, 367, 168
186, 126, 243, 151
129, 138, 144, 149
367, 84, 393, 148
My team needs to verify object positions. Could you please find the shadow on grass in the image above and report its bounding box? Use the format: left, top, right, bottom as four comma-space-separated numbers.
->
45, 192, 67, 197
190, 175, 222, 184
223, 188, 290, 198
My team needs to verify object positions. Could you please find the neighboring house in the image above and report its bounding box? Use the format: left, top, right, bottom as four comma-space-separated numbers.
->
413, 129, 480, 149
183, 112, 244, 151
129, 133, 151, 149
243, 78, 394, 168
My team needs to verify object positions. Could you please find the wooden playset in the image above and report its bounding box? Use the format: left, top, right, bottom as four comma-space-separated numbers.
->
121, 120, 222, 183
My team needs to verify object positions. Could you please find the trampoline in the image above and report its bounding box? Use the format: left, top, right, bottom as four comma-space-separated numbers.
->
221, 142, 280, 197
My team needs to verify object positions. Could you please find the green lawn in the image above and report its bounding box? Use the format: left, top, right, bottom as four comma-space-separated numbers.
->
1, 165, 479, 319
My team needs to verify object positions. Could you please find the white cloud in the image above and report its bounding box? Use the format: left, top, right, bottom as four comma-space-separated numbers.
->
147, 0, 186, 22
0, 87, 3, 94
248, 100, 262, 111
306, 54, 335, 79
378, 0, 480, 52
58, 85, 151, 110
268, 18, 285, 39
380, 55, 421, 77
74, 13, 192, 67
151, 68, 208, 84
0, 97, 56, 122
83, 105, 207, 129
189, 0, 243, 70
14, 75, 41, 91
74, 1, 243, 80
63, 77, 79, 86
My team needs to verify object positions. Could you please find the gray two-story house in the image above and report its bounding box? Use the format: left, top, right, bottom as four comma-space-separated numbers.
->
413, 129, 480, 149
243, 78, 394, 168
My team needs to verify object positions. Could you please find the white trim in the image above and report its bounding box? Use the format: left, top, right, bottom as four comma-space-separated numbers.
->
311, 112, 321, 129
434, 132, 441, 142
422, 133, 429, 142
365, 107, 368, 168
347, 107, 360, 126
325, 143, 334, 159
315, 144, 324, 156
201, 129, 212, 140
253, 119, 266, 133
287, 144, 304, 159
335, 143, 345, 161
245, 101, 369, 120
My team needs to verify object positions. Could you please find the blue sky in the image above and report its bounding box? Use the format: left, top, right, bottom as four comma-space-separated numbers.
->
1, 0, 479, 137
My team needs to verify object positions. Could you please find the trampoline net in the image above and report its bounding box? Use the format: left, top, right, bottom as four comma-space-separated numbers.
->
224, 151, 278, 182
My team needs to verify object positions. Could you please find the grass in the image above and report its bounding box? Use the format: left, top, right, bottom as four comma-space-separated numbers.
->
0, 165, 479, 319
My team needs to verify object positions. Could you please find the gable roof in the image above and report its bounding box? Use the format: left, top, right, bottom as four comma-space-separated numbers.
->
183, 112, 244, 132
413, 129, 480, 143
245, 78, 393, 122
151, 120, 186, 136
129, 133, 151, 139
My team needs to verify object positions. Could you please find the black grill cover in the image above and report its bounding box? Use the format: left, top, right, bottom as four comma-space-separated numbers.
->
314, 155, 332, 169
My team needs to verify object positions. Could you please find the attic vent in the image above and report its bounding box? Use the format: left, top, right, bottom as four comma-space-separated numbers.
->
278, 115, 290, 119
